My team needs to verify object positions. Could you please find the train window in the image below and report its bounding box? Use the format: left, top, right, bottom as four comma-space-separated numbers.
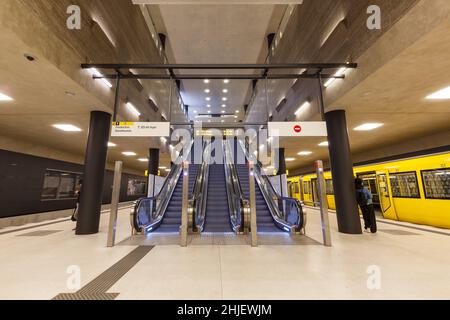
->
303, 182, 311, 195
41, 169, 82, 201
389, 172, 421, 199
293, 182, 300, 194
127, 178, 147, 196
421, 169, 450, 200
326, 180, 334, 195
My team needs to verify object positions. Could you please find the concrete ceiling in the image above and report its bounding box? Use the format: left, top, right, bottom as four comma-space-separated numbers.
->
0, 27, 172, 174
279, 16, 450, 172
147, 4, 286, 123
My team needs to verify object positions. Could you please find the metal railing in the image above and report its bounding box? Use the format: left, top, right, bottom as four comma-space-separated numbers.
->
223, 140, 250, 234
238, 140, 305, 234
131, 141, 194, 234
190, 142, 211, 232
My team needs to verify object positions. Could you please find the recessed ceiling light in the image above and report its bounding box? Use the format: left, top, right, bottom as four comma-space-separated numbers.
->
318, 141, 329, 147
193, 110, 198, 113
207, 104, 211, 108
234, 116, 238, 119
354, 123, 384, 131
53, 124, 82, 132
122, 152, 137, 156
204, 89, 210, 93
286, 158, 296, 162
221, 120, 225, 123
138, 158, 149, 162
208, 110, 211, 114
0, 93, 13, 101
222, 97, 228, 101
204, 79, 210, 84
206, 97, 211, 101
126, 102, 141, 117
159, 166, 167, 170
222, 89, 228, 93
426, 86, 450, 100
108, 142, 117, 147
224, 79, 230, 84
298, 151, 313, 156
295, 101, 310, 116
235, 110, 240, 114
160, 137, 167, 143
222, 104, 226, 108
221, 110, 225, 114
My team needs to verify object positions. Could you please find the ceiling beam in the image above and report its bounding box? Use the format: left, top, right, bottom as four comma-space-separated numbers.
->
94, 74, 345, 80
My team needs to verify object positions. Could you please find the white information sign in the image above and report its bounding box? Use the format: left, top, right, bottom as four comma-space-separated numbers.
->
111, 122, 170, 137
268, 122, 328, 137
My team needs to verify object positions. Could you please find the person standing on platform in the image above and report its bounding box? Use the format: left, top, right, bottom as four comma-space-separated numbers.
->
71, 180, 82, 222
355, 178, 377, 233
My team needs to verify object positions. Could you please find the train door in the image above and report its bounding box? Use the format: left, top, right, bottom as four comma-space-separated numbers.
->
312, 178, 319, 207
375, 172, 398, 220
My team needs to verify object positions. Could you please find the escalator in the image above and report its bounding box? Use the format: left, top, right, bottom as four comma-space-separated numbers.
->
157, 164, 199, 233
235, 165, 280, 232
132, 140, 207, 234
203, 164, 233, 233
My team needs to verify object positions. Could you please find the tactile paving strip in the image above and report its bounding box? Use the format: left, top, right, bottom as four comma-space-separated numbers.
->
52, 246, 154, 300
17, 230, 63, 237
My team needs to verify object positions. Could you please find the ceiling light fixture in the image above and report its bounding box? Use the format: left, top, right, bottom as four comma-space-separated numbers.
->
204, 79, 210, 84
108, 142, 117, 147
206, 97, 211, 101
222, 89, 228, 93
426, 86, 450, 100
286, 158, 296, 162
207, 104, 211, 108
222, 104, 226, 108
354, 123, 384, 131
318, 141, 329, 147
235, 110, 240, 114
0, 93, 13, 101
89, 68, 113, 88
298, 151, 313, 156
295, 101, 311, 116
222, 97, 228, 101
160, 137, 167, 143
122, 152, 137, 156
324, 67, 347, 88
126, 102, 141, 117
138, 158, 149, 162
53, 124, 82, 132
224, 79, 230, 84
204, 89, 210, 93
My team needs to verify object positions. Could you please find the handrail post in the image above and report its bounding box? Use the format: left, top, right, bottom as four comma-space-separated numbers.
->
249, 162, 258, 247
180, 161, 189, 247
315, 160, 332, 247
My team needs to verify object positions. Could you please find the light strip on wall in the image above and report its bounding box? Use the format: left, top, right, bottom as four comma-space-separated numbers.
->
90, 68, 113, 88
126, 102, 141, 117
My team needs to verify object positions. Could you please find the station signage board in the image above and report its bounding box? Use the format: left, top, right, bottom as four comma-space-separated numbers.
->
268, 122, 328, 137
111, 122, 170, 137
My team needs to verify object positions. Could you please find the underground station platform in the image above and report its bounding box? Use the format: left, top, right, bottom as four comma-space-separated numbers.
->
0, 0, 449, 316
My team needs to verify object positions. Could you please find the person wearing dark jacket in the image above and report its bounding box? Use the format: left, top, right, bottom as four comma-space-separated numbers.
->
355, 178, 377, 233
71, 180, 82, 222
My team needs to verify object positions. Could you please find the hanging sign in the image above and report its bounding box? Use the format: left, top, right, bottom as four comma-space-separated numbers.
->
268, 122, 328, 137
111, 122, 170, 137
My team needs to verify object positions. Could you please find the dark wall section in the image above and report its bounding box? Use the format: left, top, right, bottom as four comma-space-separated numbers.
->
0, 150, 146, 218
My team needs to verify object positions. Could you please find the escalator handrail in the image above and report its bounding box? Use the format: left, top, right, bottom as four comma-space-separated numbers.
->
132, 140, 194, 233
191, 141, 211, 232
223, 140, 248, 233
238, 140, 304, 232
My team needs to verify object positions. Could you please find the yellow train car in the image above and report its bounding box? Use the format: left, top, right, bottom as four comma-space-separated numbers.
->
288, 152, 450, 229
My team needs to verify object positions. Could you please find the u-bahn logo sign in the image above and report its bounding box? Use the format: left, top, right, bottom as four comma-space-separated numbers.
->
269, 122, 328, 137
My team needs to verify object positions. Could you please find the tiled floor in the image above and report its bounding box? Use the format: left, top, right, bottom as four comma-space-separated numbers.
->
1, 205, 449, 300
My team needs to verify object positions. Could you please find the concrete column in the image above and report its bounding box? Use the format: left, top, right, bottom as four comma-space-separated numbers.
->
324, 110, 362, 234
76, 111, 111, 235
147, 148, 160, 197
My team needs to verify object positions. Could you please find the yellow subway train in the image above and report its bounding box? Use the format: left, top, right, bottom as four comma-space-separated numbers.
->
287, 152, 450, 229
